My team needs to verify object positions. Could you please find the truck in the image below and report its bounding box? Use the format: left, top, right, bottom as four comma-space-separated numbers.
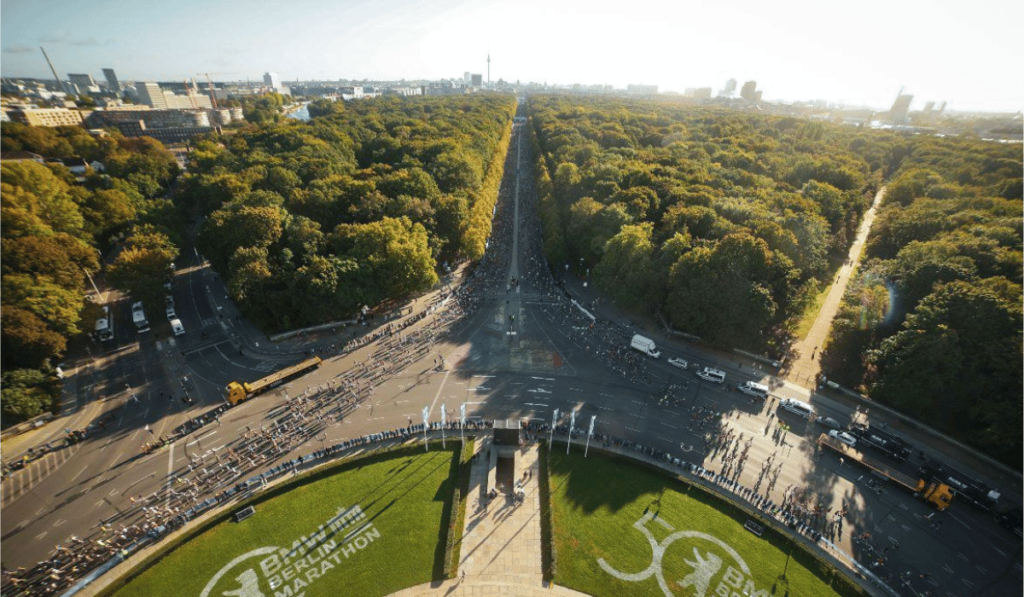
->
131, 301, 149, 333
849, 424, 911, 461
919, 460, 1002, 512
225, 356, 322, 405
630, 334, 660, 358
95, 306, 114, 341
818, 433, 953, 511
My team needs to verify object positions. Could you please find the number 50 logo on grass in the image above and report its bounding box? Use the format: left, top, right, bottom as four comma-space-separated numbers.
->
598, 512, 767, 597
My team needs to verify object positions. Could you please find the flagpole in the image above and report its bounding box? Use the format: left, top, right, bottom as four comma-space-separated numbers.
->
585, 415, 595, 457
422, 406, 429, 452
549, 408, 559, 450
567, 411, 575, 455
460, 403, 466, 446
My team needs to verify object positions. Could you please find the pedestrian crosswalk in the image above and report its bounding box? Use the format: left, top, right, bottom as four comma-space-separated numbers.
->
1, 444, 80, 506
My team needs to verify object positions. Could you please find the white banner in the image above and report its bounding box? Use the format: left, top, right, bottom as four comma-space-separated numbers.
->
569, 410, 576, 435
588, 415, 596, 437
441, 403, 447, 427
460, 403, 466, 427
422, 406, 429, 427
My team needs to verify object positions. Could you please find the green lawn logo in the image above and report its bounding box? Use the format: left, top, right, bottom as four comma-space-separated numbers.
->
200, 505, 380, 597
598, 511, 767, 597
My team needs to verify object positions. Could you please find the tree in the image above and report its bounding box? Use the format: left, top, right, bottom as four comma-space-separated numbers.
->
869, 281, 1022, 463
198, 205, 284, 271
1, 161, 85, 238
1, 306, 67, 369
594, 224, 656, 309
106, 226, 179, 308
665, 234, 779, 346
331, 216, 437, 304
1, 368, 58, 426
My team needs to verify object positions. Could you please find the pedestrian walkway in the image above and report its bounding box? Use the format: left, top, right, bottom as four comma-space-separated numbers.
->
785, 187, 886, 388
387, 443, 575, 597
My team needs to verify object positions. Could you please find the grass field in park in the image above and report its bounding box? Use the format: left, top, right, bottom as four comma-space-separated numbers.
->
547, 449, 865, 597
109, 443, 462, 597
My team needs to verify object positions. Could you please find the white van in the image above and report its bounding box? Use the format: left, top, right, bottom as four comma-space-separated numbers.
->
779, 398, 813, 419
170, 318, 186, 336
737, 381, 769, 399
696, 367, 726, 383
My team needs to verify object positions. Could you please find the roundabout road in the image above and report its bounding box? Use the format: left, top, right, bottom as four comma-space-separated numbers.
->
2, 102, 1020, 597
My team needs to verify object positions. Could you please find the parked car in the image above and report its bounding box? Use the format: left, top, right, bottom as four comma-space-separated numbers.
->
668, 357, 688, 370
817, 417, 842, 431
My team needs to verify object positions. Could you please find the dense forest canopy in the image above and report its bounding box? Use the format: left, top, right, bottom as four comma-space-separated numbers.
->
183, 94, 516, 331
820, 135, 1023, 466
1, 124, 182, 425
527, 95, 897, 349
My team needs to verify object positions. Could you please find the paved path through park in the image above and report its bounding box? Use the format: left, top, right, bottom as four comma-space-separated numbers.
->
786, 187, 886, 388
389, 443, 590, 596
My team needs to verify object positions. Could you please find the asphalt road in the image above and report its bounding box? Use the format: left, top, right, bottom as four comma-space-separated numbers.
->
2, 105, 1020, 597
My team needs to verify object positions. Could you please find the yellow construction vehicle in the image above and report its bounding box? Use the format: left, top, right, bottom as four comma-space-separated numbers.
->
818, 433, 953, 511
225, 356, 322, 406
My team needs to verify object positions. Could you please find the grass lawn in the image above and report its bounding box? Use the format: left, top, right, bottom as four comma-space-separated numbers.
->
110, 443, 460, 597
548, 449, 863, 597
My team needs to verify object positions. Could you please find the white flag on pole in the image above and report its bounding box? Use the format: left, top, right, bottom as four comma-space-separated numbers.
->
553, 408, 559, 427
588, 415, 596, 437
460, 403, 466, 427
422, 406, 429, 427
441, 403, 447, 427
569, 410, 576, 435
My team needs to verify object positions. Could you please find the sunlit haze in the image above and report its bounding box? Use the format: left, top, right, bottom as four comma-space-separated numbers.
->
2, 0, 1022, 113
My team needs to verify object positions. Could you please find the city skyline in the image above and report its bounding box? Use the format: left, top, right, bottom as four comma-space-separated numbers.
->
2, 0, 1023, 114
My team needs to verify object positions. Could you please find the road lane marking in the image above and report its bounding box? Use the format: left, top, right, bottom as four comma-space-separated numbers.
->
942, 565, 955, 574
898, 503, 908, 510
961, 579, 973, 588
992, 546, 1007, 557
531, 377, 555, 381
657, 436, 674, 443
660, 422, 678, 429
596, 405, 614, 411
524, 403, 548, 407
957, 552, 969, 561
948, 512, 971, 530
625, 427, 641, 433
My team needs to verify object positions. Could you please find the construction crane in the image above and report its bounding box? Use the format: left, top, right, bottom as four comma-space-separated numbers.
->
204, 73, 218, 109
183, 79, 198, 109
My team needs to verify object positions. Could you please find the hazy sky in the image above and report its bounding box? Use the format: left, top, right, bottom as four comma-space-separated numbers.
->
2, 0, 1022, 113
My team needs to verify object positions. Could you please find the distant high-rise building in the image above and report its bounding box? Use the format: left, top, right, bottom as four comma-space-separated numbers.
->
627, 84, 658, 96
889, 94, 913, 124
68, 73, 95, 88
487, 54, 491, 84
137, 82, 168, 109
464, 72, 471, 84
264, 72, 282, 89
471, 74, 482, 87
103, 68, 120, 92
740, 80, 758, 101
718, 78, 737, 98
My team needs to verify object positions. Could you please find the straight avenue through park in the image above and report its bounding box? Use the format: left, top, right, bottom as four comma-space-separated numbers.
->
1, 93, 1021, 597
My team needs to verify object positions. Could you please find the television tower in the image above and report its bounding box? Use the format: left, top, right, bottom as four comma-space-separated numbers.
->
487, 54, 490, 85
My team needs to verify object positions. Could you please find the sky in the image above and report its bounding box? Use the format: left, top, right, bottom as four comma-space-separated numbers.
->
2, 0, 1022, 113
